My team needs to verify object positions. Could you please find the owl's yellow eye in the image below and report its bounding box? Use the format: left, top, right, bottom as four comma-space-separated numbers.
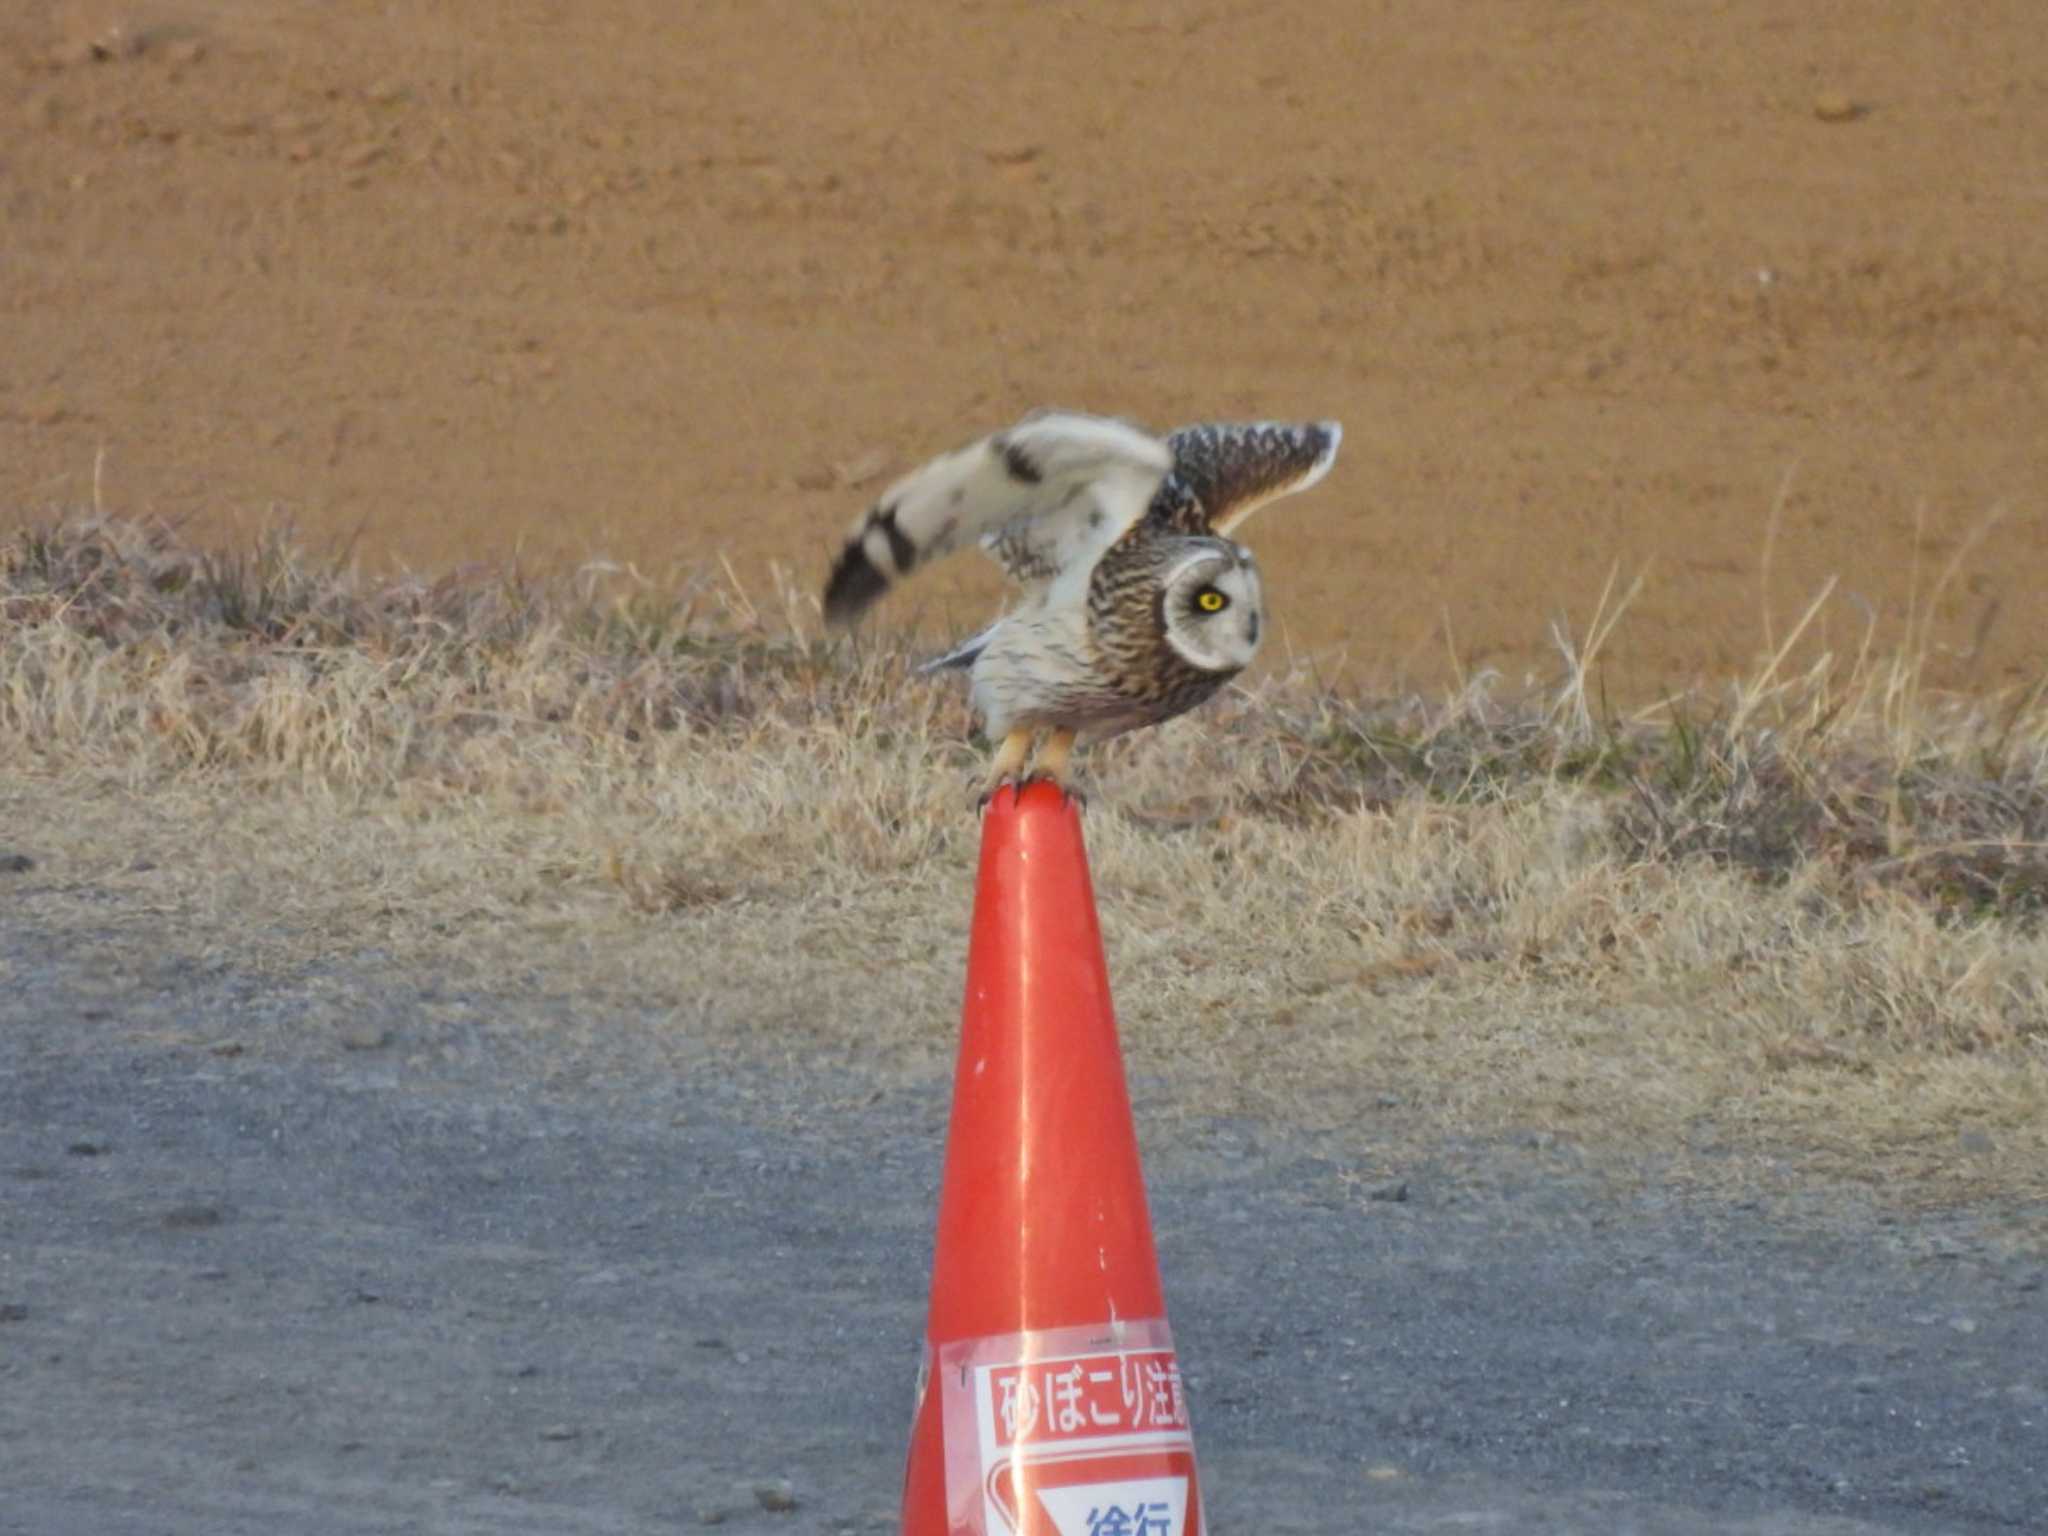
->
1196, 588, 1228, 613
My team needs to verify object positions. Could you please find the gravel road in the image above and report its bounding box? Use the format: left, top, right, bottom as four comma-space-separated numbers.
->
2, 897, 2043, 1535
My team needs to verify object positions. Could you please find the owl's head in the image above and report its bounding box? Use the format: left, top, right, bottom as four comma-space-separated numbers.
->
1159, 540, 1265, 673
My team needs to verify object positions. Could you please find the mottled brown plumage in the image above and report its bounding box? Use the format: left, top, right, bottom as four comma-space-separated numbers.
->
1082, 532, 1243, 728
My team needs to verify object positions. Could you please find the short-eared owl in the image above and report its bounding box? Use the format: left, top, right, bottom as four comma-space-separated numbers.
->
822, 410, 1341, 798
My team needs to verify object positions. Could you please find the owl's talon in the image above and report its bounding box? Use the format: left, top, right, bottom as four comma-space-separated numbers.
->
973, 774, 1023, 812
1032, 772, 1088, 809
973, 772, 1086, 811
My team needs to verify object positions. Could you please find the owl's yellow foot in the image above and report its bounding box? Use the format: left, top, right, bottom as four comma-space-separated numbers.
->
975, 728, 1035, 809
1026, 727, 1086, 807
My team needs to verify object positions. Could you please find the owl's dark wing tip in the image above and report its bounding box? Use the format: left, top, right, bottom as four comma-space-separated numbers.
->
1303, 419, 1343, 485
822, 539, 890, 627
823, 495, 924, 626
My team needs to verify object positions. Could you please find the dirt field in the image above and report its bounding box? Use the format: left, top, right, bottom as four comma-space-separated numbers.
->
3, 1, 2043, 699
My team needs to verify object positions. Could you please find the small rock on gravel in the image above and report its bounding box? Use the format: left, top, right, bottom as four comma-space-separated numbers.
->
754, 1477, 799, 1513
340, 1023, 394, 1051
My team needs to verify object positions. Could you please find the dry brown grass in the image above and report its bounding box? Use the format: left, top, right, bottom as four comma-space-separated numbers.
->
5, 514, 2046, 1203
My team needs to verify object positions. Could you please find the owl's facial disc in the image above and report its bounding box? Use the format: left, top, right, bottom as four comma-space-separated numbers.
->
1161, 545, 1264, 673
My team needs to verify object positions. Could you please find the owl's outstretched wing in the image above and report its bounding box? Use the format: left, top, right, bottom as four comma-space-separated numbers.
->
1154, 420, 1343, 537
821, 411, 1173, 627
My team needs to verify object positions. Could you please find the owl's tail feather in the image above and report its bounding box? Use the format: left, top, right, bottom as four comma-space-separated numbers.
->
916, 622, 997, 674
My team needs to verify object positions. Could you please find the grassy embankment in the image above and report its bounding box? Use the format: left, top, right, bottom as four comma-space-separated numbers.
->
4, 515, 2043, 1202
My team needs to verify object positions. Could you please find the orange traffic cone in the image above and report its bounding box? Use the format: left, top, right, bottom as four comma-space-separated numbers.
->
902, 780, 1205, 1536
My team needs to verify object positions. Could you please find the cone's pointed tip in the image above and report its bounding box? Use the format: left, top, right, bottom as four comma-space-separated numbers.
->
974, 776, 1096, 921
981, 778, 1081, 822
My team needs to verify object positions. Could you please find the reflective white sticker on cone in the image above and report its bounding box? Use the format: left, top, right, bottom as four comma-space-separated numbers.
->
936, 1319, 1203, 1536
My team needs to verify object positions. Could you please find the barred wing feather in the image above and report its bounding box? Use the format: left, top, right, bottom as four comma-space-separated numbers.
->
1161, 419, 1343, 537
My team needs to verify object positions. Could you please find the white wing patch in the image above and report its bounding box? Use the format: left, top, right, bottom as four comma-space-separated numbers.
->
821, 411, 1172, 626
